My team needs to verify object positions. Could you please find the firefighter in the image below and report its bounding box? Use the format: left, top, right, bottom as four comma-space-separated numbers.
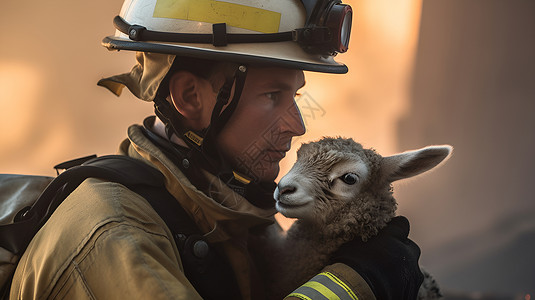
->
11, 0, 423, 299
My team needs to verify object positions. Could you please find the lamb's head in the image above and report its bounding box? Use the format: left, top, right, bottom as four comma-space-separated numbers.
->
274, 138, 373, 224
274, 137, 452, 232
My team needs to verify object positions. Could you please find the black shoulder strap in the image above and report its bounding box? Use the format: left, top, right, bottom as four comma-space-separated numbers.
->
84, 156, 202, 237
0, 155, 197, 255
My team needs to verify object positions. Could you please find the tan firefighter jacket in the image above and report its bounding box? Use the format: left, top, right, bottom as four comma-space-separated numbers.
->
10, 122, 375, 300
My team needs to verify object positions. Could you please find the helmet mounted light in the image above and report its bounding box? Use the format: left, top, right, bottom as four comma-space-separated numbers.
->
113, 0, 352, 56
299, 0, 353, 54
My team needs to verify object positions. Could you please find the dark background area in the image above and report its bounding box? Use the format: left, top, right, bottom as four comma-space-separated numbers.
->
397, 0, 535, 298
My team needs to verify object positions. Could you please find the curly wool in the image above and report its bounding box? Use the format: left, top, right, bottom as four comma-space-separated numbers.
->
288, 137, 397, 243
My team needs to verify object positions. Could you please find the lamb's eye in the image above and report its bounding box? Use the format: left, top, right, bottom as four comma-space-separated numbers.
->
340, 173, 358, 185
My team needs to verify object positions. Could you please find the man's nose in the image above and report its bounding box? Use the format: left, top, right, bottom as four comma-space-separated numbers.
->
283, 100, 306, 136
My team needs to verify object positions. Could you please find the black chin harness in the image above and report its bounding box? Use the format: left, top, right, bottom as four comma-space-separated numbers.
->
150, 65, 276, 209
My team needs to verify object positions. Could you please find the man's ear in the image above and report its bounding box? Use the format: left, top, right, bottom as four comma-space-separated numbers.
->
168, 71, 212, 129
380, 145, 453, 183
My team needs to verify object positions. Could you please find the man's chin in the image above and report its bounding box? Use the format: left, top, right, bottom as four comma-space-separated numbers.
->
261, 167, 280, 183
249, 163, 280, 183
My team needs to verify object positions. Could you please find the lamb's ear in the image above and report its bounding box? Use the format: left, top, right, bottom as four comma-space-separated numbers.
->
381, 145, 452, 183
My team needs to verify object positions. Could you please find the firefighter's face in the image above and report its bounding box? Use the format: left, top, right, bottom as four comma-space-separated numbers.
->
216, 67, 306, 182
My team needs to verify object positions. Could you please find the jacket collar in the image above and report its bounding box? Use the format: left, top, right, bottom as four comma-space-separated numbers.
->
118, 122, 276, 243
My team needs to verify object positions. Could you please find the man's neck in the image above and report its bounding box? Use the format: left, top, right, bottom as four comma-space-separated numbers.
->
152, 117, 190, 148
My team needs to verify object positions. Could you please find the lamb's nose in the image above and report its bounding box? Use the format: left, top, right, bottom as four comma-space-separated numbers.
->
273, 184, 297, 201
279, 185, 296, 196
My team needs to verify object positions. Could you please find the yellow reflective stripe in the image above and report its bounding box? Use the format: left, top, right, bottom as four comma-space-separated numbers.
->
153, 0, 281, 33
323, 272, 359, 300
232, 171, 252, 184
286, 272, 359, 300
302, 281, 340, 299
286, 293, 312, 300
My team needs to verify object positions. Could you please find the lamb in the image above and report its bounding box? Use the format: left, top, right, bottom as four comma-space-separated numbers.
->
265, 137, 451, 299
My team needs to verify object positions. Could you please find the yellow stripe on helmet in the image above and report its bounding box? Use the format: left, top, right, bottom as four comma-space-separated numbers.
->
153, 0, 281, 33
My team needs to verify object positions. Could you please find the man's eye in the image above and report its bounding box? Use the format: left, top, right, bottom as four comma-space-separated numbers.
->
265, 92, 279, 100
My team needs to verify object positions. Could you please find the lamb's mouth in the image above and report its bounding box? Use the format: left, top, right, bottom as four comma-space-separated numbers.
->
276, 200, 310, 209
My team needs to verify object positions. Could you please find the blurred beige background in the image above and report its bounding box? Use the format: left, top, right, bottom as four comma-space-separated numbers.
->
1, 0, 534, 298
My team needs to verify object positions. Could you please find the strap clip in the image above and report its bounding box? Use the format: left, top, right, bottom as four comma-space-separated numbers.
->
212, 23, 228, 46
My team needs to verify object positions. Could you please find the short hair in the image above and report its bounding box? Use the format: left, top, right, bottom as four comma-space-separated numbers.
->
157, 56, 239, 98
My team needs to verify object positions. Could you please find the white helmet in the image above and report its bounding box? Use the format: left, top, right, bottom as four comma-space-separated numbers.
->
102, 0, 353, 74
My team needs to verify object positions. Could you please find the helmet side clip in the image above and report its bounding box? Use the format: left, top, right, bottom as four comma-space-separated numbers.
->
212, 23, 228, 47
128, 25, 147, 41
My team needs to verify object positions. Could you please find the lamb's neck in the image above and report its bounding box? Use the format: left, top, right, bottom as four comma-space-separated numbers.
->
287, 220, 322, 240
288, 219, 347, 246
324, 197, 396, 242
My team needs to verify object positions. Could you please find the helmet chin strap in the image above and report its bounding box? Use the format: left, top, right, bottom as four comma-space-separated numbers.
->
152, 65, 276, 209
203, 65, 248, 167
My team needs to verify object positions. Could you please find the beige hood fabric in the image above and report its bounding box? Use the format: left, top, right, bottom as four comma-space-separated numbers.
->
97, 52, 175, 101
119, 124, 277, 240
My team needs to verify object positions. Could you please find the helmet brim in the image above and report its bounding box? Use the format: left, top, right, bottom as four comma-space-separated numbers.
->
102, 36, 348, 74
